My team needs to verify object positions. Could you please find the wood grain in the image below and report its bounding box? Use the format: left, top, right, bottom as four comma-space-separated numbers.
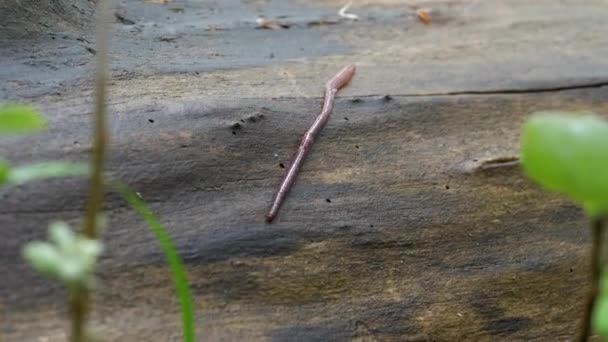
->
2, 0, 607, 341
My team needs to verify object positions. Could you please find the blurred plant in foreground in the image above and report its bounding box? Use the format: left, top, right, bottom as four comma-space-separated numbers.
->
521, 111, 608, 341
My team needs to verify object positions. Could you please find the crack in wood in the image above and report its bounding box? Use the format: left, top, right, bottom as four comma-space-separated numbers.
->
247, 81, 608, 101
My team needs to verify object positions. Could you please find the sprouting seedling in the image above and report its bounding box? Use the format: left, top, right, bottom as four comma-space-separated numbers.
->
23, 222, 103, 288
23, 222, 103, 342
0, 102, 195, 341
520, 111, 608, 341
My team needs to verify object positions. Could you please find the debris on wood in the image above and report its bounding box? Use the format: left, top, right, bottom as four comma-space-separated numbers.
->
338, 2, 359, 21
478, 156, 520, 169
417, 8, 431, 24
114, 12, 135, 25
255, 16, 291, 29
205, 24, 224, 31
307, 18, 340, 27
156, 35, 181, 42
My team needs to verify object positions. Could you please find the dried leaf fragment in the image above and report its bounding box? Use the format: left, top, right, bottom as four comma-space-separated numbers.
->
417, 8, 431, 24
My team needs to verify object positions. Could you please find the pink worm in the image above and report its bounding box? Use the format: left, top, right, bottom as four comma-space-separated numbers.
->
265, 64, 356, 223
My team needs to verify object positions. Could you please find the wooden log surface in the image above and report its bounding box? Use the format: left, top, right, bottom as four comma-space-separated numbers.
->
2, 0, 608, 340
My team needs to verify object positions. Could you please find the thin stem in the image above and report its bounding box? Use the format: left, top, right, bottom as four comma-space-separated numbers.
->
83, 0, 111, 239
69, 287, 89, 342
579, 217, 605, 342
72, 0, 112, 341
113, 181, 195, 342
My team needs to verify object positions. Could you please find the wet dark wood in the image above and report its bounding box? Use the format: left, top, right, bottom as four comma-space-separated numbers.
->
2, 0, 608, 341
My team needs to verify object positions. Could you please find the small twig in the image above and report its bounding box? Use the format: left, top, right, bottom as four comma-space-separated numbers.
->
338, 2, 359, 21
579, 217, 605, 342
265, 64, 356, 223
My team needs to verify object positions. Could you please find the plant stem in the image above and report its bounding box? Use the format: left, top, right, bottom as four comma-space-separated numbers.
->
83, 0, 111, 239
69, 287, 89, 342
73, 0, 112, 341
579, 217, 605, 342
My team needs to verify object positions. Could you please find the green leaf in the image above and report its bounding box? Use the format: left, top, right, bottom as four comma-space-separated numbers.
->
113, 181, 195, 342
0, 158, 10, 184
49, 222, 76, 250
57, 258, 85, 283
521, 112, 608, 216
23, 221, 103, 286
23, 242, 61, 278
77, 238, 104, 259
594, 271, 608, 337
594, 297, 608, 337
0, 104, 47, 133
6, 161, 89, 186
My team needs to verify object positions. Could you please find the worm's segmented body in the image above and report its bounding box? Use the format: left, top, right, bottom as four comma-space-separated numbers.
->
266, 64, 356, 223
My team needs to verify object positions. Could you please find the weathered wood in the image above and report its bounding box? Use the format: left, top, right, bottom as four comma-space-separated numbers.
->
2, 0, 608, 341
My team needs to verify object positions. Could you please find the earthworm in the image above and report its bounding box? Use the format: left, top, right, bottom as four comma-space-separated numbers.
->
265, 64, 356, 223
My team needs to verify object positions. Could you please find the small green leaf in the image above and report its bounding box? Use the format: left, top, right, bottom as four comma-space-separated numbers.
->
23, 242, 61, 278
77, 239, 104, 260
594, 271, 608, 336
23, 222, 103, 287
594, 297, 608, 337
49, 222, 76, 250
57, 258, 85, 283
521, 112, 608, 216
0, 158, 10, 184
6, 161, 89, 186
0, 104, 47, 133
